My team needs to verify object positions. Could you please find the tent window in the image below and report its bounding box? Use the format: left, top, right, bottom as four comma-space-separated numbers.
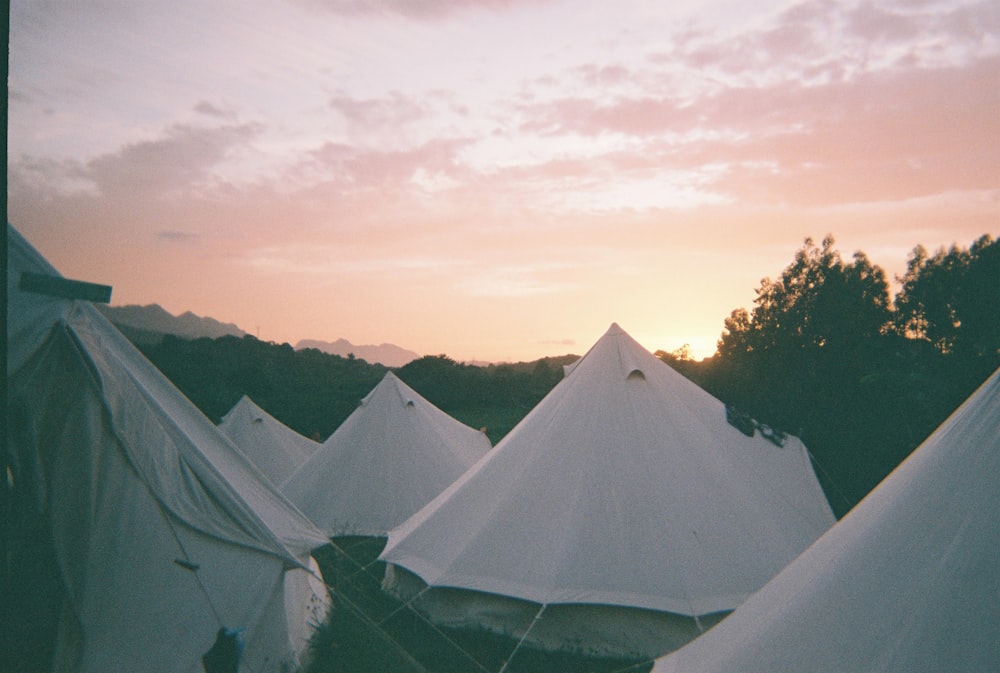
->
627, 369, 646, 381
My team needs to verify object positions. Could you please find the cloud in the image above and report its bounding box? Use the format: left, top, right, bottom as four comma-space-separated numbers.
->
736, 0, 994, 75
573, 63, 633, 88
700, 57, 1000, 204
328, 90, 426, 129
295, 136, 473, 194
194, 100, 237, 120
156, 230, 200, 242
457, 265, 577, 297
538, 338, 576, 346
82, 122, 263, 197
301, 0, 552, 20
511, 45, 1000, 207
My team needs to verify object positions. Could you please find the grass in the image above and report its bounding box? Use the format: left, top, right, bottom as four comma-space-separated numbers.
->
305, 538, 653, 673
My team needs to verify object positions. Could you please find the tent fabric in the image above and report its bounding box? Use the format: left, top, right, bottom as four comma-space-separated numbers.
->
381, 323, 835, 618
653, 367, 1000, 673
282, 371, 491, 536
218, 395, 320, 487
6, 224, 330, 673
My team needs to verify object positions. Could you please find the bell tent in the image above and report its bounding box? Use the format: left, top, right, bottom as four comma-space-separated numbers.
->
380, 322, 835, 659
5, 224, 331, 673
652, 367, 1000, 673
282, 371, 491, 537
218, 394, 320, 487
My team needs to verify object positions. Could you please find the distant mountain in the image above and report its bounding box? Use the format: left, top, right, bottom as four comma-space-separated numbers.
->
98, 304, 247, 343
98, 303, 422, 366
296, 338, 421, 368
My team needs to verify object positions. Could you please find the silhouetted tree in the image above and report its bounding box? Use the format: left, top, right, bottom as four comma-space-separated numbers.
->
894, 234, 999, 370
708, 236, 905, 512
705, 233, 999, 515
715, 236, 893, 428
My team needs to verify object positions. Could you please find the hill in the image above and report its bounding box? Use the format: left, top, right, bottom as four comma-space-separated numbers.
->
296, 338, 421, 368
133, 335, 572, 444
98, 304, 247, 343
99, 304, 423, 366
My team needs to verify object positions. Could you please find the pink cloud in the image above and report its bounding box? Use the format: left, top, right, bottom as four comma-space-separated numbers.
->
573, 63, 632, 88
301, 136, 472, 192
328, 90, 426, 129
194, 100, 237, 120
83, 122, 262, 197
301, 0, 553, 20
511, 47, 1000, 205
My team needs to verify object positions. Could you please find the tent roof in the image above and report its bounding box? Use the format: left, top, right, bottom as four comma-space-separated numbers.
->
282, 371, 491, 536
6, 224, 329, 672
381, 323, 835, 616
219, 395, 319, 487
653, 367, 1000, 673
6, 226, 326, 559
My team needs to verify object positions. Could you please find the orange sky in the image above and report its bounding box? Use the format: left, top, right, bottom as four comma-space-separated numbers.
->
8, 0, 999, 361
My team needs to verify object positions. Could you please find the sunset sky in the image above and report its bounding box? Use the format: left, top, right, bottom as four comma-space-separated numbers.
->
9, 0, 999, 362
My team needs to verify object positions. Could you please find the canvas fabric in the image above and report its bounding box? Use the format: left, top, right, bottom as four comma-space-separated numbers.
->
6, 224, 330, 673
283, 371, 490, 536
381, 323, 836, 617
653, 367, 1000, 673
219, 395, 320, 487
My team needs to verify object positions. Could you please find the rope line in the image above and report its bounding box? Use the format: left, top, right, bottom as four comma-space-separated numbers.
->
806, 447, 856, 514
496, 603, 546, 673
309, 538, 673, 673
322, 581, 435, 673
318, 538, 497, 673
163, 512, 224, 629
163, 513, 268, 673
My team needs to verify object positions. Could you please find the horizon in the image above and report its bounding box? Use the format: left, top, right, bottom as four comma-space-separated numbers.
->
9, 0, 999, 362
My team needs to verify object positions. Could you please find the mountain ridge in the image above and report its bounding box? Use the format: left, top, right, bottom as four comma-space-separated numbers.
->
98, 303, 247, 340
97, 303, 422, 367
295, 338, 421, 368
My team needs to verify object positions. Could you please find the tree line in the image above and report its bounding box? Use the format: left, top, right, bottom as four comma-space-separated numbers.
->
138, 233, 997, 516
138, 334, 573, 445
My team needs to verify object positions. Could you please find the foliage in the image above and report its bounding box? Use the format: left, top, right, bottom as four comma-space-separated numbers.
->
138, 338, 574, 445
675, 234, 998, 515
138, 335, 389, 441
135, 232, 997, 517
127, 231, 998, 670
895, 234, 999, 365
396, 355, 570, 443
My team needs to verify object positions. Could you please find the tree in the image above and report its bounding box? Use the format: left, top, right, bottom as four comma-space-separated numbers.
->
708, 236, 902, 513
715, 236, 893, 427
895, 234, 999, 364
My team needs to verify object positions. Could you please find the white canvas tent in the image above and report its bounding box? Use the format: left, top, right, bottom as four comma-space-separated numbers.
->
652, 366, 1000, 673
5, 224, 331, 673
282, 371, 491, 537
219, 395, 320, 487
380, 323, 835, 659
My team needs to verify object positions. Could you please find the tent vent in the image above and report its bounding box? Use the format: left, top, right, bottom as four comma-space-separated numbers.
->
627, 369, 646, 381
406, 400, 415, 407
725, 405, 755, 437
